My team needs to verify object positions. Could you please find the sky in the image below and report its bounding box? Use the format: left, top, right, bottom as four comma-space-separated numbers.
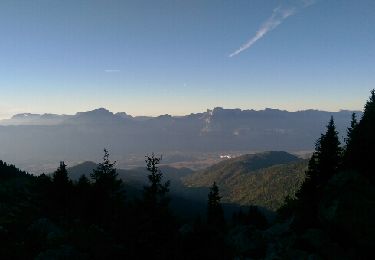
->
0, 0, 374, 118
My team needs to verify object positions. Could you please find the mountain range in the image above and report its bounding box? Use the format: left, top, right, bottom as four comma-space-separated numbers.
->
0, 107, 358, 173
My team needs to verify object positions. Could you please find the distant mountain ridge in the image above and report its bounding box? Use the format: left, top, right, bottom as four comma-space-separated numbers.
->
0, 107, 361, 126
1, 108, 135, 125
0, 107, 359, 172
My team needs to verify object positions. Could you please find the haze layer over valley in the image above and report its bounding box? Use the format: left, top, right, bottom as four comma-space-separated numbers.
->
0, 107, 358, 173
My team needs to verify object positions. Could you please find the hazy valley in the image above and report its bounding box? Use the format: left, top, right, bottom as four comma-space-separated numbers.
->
0, 107, 357, 174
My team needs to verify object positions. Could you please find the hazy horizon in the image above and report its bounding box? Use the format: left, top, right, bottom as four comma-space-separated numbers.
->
0, 105, 364, 120
1, 0, 374, 119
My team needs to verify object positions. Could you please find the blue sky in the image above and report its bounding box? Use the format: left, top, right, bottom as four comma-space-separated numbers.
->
0, 0, 374, 118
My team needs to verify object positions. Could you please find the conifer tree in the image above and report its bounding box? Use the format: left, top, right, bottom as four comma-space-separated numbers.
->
345, 89, 375, 178
294, 117, 342, 228
143, 153, 170, 209
298, 118, 341, 196
137, 154, 175, 259
90, 149, 124, 199
91, 149, 119, 185
299, 117, 342, 191
51, 161, 73, 217
52, 161, 71, 187
345, 113, 358, 146
90, 149, 125, 225
314, 117, 342, 183
207, 182, 224, 227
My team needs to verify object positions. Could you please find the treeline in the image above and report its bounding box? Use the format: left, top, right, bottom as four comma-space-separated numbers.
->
277, 90, 375, 258
0, 150, 243, 259
0, 90, 374, 259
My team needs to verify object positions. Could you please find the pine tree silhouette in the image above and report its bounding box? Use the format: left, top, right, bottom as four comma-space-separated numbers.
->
137, 154, 175, 259
345, 89, 375, 179
207, 182, 224, 227
345, 112, 358, 146
314, 117, 342, 183
52, 161, 71, 187
51, 161, 73, 218
143, 153, 170, 209
294, 117, 342, 228
90, 149, 125, 225
91, 149, 119, 186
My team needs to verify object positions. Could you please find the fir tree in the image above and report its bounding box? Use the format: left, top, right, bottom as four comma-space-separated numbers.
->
207, 182, 224, 227
91, 149, 119, 186
294, 117, 342, 228
345, 112, 358, 146
90, 149, 124, 199
345, 89, 375, 179
51, 161, 73, 218
143, 153, 170, 209
52, 161, 71, 187
137, 154, 175, 259
314, 117, 342, 183
90, 149, 125, 225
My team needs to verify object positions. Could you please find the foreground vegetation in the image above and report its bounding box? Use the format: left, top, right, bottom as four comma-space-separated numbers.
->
0, 90, 374, 259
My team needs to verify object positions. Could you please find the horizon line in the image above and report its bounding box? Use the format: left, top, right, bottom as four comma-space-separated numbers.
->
0, 106, 363, 121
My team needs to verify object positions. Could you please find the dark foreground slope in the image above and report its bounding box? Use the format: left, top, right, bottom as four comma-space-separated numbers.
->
270, 90, 375, 259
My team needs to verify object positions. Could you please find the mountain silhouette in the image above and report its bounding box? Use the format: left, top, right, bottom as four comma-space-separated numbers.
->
0, 107, 359, 172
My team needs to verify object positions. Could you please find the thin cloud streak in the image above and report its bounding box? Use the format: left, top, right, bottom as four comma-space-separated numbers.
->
229, 1, 316, 57
104, 69, 120, 73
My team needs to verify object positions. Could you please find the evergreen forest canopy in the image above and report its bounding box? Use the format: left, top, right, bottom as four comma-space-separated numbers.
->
0, 90, 374, 259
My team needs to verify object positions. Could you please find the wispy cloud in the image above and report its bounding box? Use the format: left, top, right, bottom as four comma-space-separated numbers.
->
229, 0, 316, 57
104, 69, 120, 73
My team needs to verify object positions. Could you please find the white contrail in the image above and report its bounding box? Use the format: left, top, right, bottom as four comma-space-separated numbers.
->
229, 1, 316, 57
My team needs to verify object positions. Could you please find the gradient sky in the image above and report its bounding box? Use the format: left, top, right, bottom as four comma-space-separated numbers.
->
0, 0, 374, 118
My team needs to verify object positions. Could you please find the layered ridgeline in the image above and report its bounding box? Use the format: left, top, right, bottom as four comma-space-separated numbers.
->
0, 91, 373, 259
183, 151, 307, 210
0, 107, 357, 172
66, 152, 307, 211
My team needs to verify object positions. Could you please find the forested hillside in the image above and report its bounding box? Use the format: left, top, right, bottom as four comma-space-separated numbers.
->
184, 152, 307, 210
